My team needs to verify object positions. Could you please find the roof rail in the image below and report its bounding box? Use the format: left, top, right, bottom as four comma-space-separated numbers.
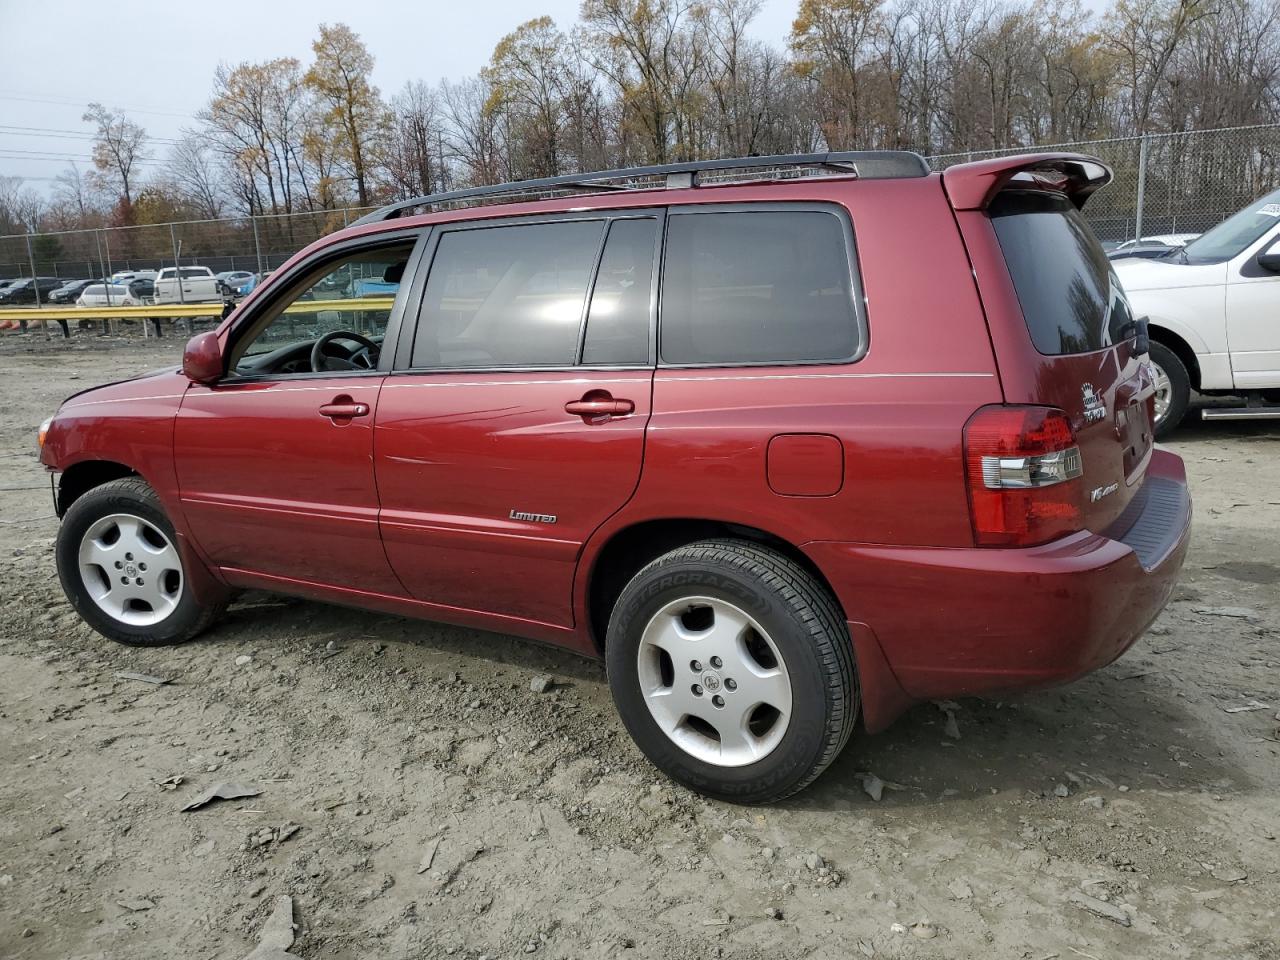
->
350, 150, 930, 227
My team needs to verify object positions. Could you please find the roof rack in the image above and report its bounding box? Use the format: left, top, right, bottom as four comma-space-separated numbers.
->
349, 150, 929, 227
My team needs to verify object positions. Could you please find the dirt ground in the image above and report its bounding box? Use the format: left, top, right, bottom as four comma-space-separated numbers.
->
0, 330, 1277, 960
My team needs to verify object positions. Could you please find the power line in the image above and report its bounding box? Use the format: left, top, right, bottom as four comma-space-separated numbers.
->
0, 91, 195, 120
0, 125, 183, 145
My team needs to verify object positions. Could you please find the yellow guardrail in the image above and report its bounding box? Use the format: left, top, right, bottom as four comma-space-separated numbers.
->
0, 297, 396, 322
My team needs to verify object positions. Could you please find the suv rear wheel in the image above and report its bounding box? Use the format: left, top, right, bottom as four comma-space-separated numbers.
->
605, 539, 858, 804
1149, 341, 1190, 439
56, 478, 225, 646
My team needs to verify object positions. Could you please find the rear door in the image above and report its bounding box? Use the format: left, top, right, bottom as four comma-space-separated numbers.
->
374, 211, 661, 629
960, 186, 1155, 533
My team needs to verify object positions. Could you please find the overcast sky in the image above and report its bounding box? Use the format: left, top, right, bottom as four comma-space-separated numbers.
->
0, 0, 798, 191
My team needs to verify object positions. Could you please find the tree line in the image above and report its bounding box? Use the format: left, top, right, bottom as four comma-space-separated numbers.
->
3, 0, 1279, 243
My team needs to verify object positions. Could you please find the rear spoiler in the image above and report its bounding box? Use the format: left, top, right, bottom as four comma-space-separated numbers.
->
942, 153, 1112, 212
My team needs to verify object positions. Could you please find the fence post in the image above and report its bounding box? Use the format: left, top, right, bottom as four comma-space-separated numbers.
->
95, 231, 112, 309
252, 215, 264, 274
23, 233, 40, 334
170, 223, 186, 306
1135, 134, 1150, 241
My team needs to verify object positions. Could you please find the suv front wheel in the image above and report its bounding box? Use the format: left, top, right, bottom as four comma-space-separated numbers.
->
605, 539, 858, 804
56, 477, 225, 646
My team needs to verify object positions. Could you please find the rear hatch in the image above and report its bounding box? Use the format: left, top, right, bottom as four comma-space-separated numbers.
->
945, 156, 1156, 540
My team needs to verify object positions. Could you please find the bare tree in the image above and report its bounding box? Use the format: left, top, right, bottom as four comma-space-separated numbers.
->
83, 103, 148, 213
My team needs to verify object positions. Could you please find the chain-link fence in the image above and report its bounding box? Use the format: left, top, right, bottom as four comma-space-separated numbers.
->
4, 123, 1280, 286
0, 206, 380, 286
928, 123, 1280, 243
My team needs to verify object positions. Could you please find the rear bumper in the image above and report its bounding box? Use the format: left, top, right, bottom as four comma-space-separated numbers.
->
807, 449, 1191, 723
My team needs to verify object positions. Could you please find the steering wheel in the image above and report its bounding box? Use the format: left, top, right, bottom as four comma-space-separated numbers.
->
310, 330, 380, 372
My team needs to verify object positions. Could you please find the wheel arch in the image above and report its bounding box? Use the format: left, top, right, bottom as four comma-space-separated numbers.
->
1147, 322, 1202, 391
56, 460, 139, 516
583, 517, 846, 656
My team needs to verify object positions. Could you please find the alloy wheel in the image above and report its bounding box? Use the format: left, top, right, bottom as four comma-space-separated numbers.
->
77, 513, 184, 626
636, 596, 792, 767
1151, 359, 1173, 427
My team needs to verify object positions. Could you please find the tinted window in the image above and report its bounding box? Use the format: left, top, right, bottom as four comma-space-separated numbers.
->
660, 211, 858, 365
990, 191, 1133, 354
582, 218, 656, 365
413, 220, 603, 368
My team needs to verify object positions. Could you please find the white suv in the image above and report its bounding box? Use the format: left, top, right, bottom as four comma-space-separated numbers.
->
1114, 190, 1280, 435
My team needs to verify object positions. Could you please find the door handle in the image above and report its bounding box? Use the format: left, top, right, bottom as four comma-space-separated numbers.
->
565, 395, 635, 421
319, 399, 370, 420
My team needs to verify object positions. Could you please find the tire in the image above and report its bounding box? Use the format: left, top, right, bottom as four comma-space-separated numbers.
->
55, 477, 225, 646
1148, 341, 1190, 440
605, 539, 858, 804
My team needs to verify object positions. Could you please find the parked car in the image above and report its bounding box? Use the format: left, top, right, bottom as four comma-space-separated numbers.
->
1108, 235, 1199, 261
1114, 190, 1280, 435
154, 266, 221, 304
215, 271, 255, 296
76, 283, 141, 308
111, 270, 158, 285
0, 276, 64, 304
128, 278, 156, 302
235, 271, 270, 297
49, 279, 102, 304
38, 151, 1191, 803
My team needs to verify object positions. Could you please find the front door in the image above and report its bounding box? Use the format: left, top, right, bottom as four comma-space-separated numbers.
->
375, 214, 661, 628
174, 237, 421, 593
1226, 229, 1280, 388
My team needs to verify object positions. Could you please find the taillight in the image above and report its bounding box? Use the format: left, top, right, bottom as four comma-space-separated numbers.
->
964, 405, 1084, 547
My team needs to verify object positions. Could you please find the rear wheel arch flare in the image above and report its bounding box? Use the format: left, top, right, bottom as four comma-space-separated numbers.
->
585, 518, 847, 655
57, 461, 138, 516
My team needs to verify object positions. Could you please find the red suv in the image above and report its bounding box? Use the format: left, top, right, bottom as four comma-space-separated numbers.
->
39, 151, 1191, 803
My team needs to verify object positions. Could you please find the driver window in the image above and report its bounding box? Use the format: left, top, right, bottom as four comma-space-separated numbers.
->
230, 242, 415, 376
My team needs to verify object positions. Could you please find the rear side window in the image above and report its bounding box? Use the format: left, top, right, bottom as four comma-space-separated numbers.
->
413, 220, 604, 368
582, 217, 657, 365
990, 191, 1132, 355
660, 210, 859, 365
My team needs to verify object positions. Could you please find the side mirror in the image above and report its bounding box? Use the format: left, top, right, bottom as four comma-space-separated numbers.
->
1256, 249, 1280, 272
182, 331, 223, 384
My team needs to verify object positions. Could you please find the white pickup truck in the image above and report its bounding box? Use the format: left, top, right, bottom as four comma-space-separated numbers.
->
154, 266, 222, 305
1114, 189, 1280, 436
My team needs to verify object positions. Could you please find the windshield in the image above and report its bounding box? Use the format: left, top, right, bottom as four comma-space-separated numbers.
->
1180, 188, 1280, 263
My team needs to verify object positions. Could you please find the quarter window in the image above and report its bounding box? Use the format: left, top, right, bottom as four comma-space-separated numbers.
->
660, 210, 859, 365
413, 220, 604, 368
582, 218, 657, 365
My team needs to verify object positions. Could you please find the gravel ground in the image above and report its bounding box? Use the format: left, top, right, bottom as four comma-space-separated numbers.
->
0, 332, 1277, 960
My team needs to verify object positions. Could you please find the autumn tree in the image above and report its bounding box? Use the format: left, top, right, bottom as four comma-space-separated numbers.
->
202, 59, 312, 216
582, 0, 708, 163
485, 17, 571, 178
305, 23, 388, 205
